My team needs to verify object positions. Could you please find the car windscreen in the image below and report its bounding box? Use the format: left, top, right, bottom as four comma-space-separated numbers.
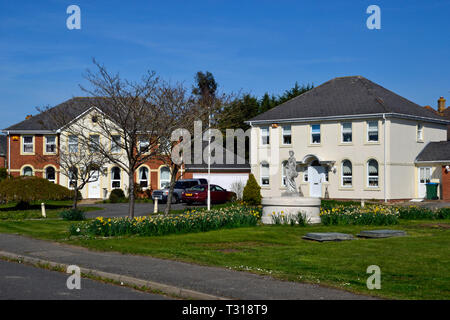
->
189, 185, 206, 191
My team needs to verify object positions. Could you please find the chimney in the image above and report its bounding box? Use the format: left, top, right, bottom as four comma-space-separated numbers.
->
25, 114, 32, 120
438, 96, 446, 113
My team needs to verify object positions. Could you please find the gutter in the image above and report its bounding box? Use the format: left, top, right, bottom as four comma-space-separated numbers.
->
245, 112, 450, 125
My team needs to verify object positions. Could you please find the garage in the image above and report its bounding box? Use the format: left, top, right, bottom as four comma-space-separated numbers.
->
192, 173, 249, 191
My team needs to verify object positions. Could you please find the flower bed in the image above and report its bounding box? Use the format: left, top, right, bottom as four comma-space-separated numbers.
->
320, 205, 399, 226
70, 205, 261, 237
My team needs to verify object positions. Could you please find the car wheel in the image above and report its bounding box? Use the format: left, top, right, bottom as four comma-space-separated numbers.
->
171, 195, 179, 204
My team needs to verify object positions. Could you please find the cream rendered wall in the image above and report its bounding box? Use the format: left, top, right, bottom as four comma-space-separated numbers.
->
58, 109, 131, 199
388, 118, 447, 199
252, 119, 387, 200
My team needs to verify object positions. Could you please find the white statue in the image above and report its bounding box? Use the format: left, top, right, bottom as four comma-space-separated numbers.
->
284, 150, 299, 196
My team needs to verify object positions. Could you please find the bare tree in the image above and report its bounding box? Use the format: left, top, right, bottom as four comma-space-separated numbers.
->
41, 59, 167, 218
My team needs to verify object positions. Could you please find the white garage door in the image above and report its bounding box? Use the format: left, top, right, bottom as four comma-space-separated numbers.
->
192, 173, 249, 191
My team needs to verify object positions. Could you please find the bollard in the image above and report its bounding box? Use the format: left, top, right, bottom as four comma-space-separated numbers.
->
41, 202, 46, 218
154, 198, 158, 214
361, 199, 365, 208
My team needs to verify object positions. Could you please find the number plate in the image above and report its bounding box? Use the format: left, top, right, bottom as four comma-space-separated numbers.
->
185, 193, 192, 196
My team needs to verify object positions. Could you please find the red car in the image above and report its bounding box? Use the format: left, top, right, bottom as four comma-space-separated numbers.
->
182, 184, 236, 205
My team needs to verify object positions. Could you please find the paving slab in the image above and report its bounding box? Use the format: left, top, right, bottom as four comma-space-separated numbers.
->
357, 230, 407, 239
302, 232, 354, 242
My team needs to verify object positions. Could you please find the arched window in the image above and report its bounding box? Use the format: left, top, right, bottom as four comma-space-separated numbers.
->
341, 160, 352, 187
260, 162, 270, 186
46, 167, 56, 183
139, 167, 149, 188
22, 166, 33, 176
111, 167, 121, 189
160, 167, 170, 189
281, 160, 288, 187
367, 159, 379, 187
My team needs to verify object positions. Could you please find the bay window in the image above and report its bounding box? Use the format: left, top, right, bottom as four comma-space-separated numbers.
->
311, 124, 321, 144
341, 160, 352, 187
367, 159, 379, 187
367, 121, 379, 142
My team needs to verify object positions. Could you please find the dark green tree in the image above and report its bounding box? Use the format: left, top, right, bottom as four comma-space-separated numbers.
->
192, 71, 218, 100
243, 174, 262, 205
278, 82, 313, 105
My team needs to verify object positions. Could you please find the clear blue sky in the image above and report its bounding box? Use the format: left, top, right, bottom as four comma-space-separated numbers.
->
1, 0, 449, 129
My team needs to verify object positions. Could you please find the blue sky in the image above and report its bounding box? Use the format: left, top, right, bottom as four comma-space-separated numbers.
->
0, 0, 449, 129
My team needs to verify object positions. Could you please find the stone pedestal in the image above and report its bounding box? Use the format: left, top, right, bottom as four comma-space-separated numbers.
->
261, 196, 321, 224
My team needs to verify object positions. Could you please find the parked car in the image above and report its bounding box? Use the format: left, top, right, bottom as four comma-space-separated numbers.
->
152, 178, 207, 203
182, 184, 236, 205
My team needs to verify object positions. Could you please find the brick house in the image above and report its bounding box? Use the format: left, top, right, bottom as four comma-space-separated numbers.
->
1, 97, 195, 199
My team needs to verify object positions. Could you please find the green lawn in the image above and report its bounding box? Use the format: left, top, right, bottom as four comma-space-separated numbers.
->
0, 217, 448, 299
0, 200, 101, 220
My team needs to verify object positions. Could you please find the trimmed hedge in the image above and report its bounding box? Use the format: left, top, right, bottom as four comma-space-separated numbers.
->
0, 176, 72, 203
109, 188, 126, 203
60, 209, 86, 221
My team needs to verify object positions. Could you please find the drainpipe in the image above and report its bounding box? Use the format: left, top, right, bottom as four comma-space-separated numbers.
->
383, 114, 387, 203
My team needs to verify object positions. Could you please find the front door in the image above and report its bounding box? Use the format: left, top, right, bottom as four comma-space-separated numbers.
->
308, 166, 324, 197
88, 170, 101, 199
418, 167, 431, 198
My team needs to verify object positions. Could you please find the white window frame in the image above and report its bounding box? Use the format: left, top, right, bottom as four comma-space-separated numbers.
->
367, 159, 379, 188
111, 135, 121, 153
139, 167, 149, 188
22, 166, 33, 176
311, 124, 321, 144
22, 136, 34, 153
261, 127, 270, 145
139, 138, 150, 153
111, 167, 121, 189
367, 121, 379, 142
341, 160, 352, 187
159, 166, 171, 189
260, 162, 270, 186
417, 123, 424, 141
45, 136, 57, 154
68, 135, 78, 153
282, 125, 292, 145
45, 167, 56, 183
341, 122, 352, 143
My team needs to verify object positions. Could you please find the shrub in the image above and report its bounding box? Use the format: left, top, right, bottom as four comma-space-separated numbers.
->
230, 181, 244, 200
395, 206, 450, 220
60, 209, 85, 221
109, 189, 125, 203
70, 205, 261, 237
436, 207, 450, 219
320, 205, 399, 226
270, 211, 309, 226
0, 168, 7, 181
243, 174, 261, 205
0, 176, 72, 204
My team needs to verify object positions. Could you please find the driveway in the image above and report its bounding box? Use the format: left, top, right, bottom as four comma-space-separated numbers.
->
81, 202, 206, 218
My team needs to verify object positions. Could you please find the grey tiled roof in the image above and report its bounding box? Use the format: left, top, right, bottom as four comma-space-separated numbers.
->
4, 97, 107, 131
416, 141, 450, 162
248, 76, 445, 122
0, 135, 6, 155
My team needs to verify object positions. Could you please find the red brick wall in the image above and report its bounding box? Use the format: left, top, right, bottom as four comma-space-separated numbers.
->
0, 155, 5, 168
441, 166, 450, 200
8, 135, 59, 182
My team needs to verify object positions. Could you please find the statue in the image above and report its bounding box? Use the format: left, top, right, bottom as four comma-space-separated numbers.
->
283, 150, 299, 196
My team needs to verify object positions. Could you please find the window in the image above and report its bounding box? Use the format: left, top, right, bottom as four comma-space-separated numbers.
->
341, 160, 352, 187
260, 162, 270, 186
68, 135, 78, 153
111, 135, 121, 153
22, 136, 33, 153
139, 167, 149, 188
160, 167, 170, 189
139, 138, 150, 153
22, 166, 33, 176
261, 127, 269, 145
45, 136, 57, 153
282, 125, 292, 145
367, 121, 379, 142
419, 167, 431, 184
311, 124, 321, 144
111, 167, 121, 189
341, 123, 352, 143
367, 159, 379, 187
281, 160, 288, 187
68, 167, 77, 189
417, 124, 424, 141
46, 167, 56, 183
89, 135, 100, 152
